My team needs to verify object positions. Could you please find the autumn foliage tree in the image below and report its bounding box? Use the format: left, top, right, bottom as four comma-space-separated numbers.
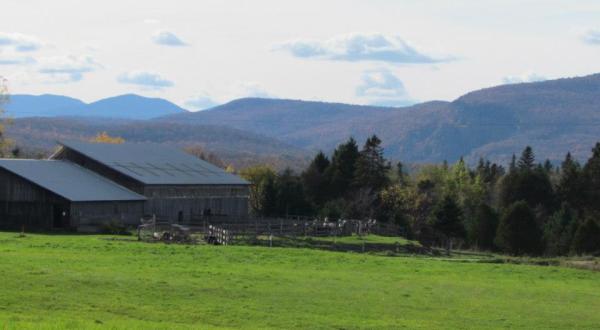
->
0, 76, 15, 157
90, 132, 125, 144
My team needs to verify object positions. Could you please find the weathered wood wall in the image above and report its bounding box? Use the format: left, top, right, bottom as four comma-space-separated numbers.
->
71, 201, 145, 232
0, 168, 65, 229
54, 146, 251, 223
143, 185, 249, 222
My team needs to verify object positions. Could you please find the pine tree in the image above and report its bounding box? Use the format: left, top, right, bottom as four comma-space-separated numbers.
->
396, 161, 407, 186
429, 195, 465, 253
543, 159, 553, 173
543, 204, 578, 256
353, 135, 390, 192
325, 137, 360, 198
470, 203, 499, 251
517, 146, 535, 171
509, 154, 517, 173
301, 151, 331, 208
495, 201, 542, 255
583, 142, 600, 212
557, 152, 582, 210
275, 168, 310, 217
571, 217, 600, 255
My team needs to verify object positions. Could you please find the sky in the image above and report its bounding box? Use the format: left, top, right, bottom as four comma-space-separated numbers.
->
2, 0, 600, 110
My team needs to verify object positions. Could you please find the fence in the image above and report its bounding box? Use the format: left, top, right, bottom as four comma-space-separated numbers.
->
138, 215, 406, 246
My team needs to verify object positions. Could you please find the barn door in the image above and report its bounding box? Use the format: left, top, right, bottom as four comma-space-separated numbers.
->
52, 204, 70, 229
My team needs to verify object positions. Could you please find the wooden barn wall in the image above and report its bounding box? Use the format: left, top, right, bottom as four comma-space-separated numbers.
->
143, 185, 250, 222
53, 148, 144, 193
0, 168, 66, 230
71, 201, 145, 230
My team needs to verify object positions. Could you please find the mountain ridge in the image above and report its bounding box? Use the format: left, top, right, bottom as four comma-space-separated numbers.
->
4, 73, 600, 166
5, 93, 187, 120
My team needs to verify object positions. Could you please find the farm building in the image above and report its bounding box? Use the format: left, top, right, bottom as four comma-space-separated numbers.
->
0, 159, 146, 231
0, 141, 250, 231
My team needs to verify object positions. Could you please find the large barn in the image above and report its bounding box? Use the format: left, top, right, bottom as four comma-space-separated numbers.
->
0, 141, 250, 232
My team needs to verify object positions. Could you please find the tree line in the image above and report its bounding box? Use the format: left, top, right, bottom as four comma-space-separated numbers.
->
241, 135, 600, 256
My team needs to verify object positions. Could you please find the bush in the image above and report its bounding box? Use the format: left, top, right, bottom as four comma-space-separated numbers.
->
100, 219, 130, 235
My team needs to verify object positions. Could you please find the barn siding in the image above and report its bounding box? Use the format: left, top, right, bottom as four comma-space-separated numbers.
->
52, 145, 252, 224
143, 185, 249, 222
71, 201, 145, 231
0, 168, 66, 230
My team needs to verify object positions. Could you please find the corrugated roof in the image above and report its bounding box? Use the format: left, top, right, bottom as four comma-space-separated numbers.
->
58, 141, 250, 185
0, 159, 147, 202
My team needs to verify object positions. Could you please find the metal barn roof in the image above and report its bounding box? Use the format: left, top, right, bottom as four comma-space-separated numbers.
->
58, 141, 249, 185
0, 159, 147, 202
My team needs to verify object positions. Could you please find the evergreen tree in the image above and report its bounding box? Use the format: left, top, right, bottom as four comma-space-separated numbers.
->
301, 151, 331, 207
353, 135, 391, 192
396, 161, 407, 186
509, 154, 517, 173
499, 165, 555, 211
543, 159, 553, 173
325, 137, 360, 198
583, 142, 600, 213
543, 204, 578, 256
495, 201, 542, 255
517, 146, 535, 171
275, 168, 310, 217
429, 195, 465, 253
557, 153, 582, 210
571, 217, 600, 255
470, 203, 499, 251
261, 175, 278, 216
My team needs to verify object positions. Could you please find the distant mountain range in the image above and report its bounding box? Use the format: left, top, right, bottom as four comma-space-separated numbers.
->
161, 74, 600, 164
4, 73, 600, 167
5, 94, 186, 119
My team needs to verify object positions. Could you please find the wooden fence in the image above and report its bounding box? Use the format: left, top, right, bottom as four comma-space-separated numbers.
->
138, 215, 405, 245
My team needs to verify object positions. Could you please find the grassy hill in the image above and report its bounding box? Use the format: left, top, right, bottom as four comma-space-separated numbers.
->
0, 233, 598, 329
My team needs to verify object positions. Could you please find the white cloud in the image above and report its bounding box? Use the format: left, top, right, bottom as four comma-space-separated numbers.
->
184, 82, 272, 110
0, 54, 36, 65
502, 72, 546, 84
230, 81, 271, 99
184, 93, 219, 111
117, 71, 174, 89
582, 29, 600, 45
144, 18, 161, 24
0, 32, 42, 52
152, 30, 188, 47
356, 68, 413, 107
38, 55, 100, 82
277, 33, 451, 64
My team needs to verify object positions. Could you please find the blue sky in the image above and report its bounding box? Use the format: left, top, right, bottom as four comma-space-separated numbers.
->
2, 0, 600, 110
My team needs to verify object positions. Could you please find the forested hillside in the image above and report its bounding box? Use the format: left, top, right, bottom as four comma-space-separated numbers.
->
163, 73, 600, 164
7, 117, 309, 170
6, 73, 600, 168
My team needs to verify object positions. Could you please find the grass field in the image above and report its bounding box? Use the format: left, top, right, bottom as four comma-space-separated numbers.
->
0, 233, 598, 329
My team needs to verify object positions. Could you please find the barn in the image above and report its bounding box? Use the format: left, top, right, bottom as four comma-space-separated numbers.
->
0, 159, 146, 231
0, 141, 250, 232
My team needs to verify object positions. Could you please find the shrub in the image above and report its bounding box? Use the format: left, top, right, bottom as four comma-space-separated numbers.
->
100, 219, 130, 235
